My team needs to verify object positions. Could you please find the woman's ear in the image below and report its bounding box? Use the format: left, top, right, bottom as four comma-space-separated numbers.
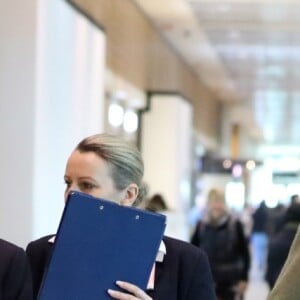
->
120, 183, 139, 206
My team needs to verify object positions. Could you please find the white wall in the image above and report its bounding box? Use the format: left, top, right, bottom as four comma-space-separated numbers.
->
0, 0, 106, 247
33, 0, 106, 241
0, 0, 37, 247
142, 94, 193, 240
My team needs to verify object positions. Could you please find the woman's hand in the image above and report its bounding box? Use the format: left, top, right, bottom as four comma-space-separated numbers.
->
107, 281, 152, 299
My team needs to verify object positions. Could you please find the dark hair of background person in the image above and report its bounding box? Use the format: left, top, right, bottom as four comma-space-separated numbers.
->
145, 194, 169, 213
285, 202, 300, 224
290, 194, 300, 205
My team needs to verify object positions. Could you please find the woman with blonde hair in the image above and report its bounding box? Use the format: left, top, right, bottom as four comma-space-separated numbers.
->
191, 188, 250, 300
27, 133, 216, 300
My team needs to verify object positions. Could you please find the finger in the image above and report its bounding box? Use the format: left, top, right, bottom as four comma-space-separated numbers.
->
107, 288, 135, 299
116, 281, 151, 299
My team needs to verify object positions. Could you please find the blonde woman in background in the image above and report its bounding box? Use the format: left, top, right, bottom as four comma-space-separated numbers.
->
191, 188, 250, 300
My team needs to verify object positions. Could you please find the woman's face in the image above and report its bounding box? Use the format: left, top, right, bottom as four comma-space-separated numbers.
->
208, 198, 226, 220
64, 150, 125, 204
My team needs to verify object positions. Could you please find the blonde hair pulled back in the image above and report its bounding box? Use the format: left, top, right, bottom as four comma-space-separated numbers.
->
76, 133, 147, 206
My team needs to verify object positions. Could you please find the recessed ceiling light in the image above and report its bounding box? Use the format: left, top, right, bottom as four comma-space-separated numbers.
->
246, 160, 256, 170
123, 110, 138, 133
223, 159, 232, 169
108, 103, 124, 127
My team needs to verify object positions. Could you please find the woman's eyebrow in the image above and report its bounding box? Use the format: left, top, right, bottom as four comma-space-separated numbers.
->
78, 176, 97, 182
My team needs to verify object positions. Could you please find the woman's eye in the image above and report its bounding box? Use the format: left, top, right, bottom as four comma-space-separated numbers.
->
80, 182, 94, 191
64, 180, 71, 188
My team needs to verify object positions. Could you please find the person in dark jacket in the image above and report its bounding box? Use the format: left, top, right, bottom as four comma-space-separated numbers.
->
265, 202, 300, 289
26, 133, 216, 300
191, 188, 250, 300
251, 200, 269, 271
0, 238, 32, 299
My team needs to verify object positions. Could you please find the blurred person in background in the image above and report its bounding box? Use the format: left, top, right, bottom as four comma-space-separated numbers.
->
290, 194, 300, 205
239, 203, 253, 244
267, 194, 299, 239
145, 193, 169, 213
265, 202, 300, 289
145, 193, 187, 240
267, 203, 286, 237
251, 200, 269, 272
191, 188, 250, 300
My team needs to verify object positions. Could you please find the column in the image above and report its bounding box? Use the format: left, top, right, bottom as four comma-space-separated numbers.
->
0, 0, 37, 247
141, 93, 193, 241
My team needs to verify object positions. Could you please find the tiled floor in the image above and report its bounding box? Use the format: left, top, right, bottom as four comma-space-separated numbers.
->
245, 264, 269, 300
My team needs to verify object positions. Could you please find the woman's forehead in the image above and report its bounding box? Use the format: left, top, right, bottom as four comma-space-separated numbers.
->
66, 151, 108, 173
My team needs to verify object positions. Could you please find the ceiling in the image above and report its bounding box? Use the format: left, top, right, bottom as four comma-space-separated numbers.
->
133, 0, 300, 152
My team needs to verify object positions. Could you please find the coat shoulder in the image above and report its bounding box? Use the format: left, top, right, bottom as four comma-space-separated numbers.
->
26, 235, 54, 248
26, 234, 54, 256
163, 235, 207, 257
0, 238, 22, 251
0, 238, 25, 262
159, 236, 216, 299
162, 235, 210, 270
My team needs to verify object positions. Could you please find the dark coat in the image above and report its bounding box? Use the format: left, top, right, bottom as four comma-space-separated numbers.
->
266, 222, 299, 289
267, 225, 300, 300
252, 202, 269, 234
0, 239, 32, 300
191, 217, 250, 284
26, 235, 216, 300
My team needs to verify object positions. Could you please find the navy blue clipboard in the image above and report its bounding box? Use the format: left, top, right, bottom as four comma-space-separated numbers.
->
38, 191, 166, 300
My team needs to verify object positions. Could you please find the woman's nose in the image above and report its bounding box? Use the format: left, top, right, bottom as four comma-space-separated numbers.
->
64, 184, 79, 202
69, 183, 81, 192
